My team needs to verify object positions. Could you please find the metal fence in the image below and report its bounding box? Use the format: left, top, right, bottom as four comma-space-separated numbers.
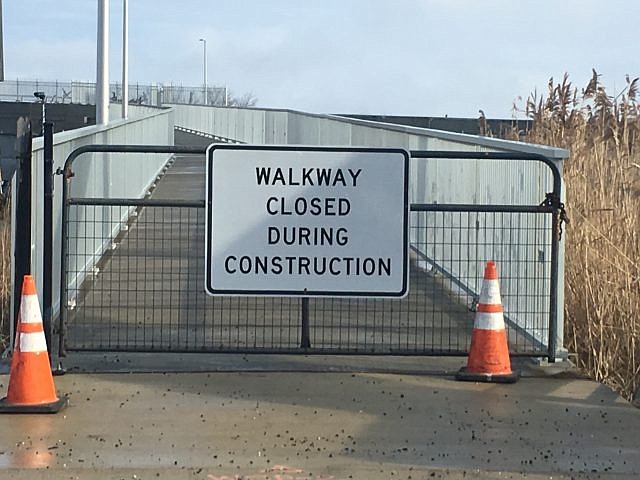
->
58, 146, 564, 360
0, 79, 228, 106
161, 85, 228, 106
0, 79, 80, 103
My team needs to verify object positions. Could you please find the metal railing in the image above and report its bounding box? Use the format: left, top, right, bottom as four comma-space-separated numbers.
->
0, 79, 228, 106
57, 146, 565, 360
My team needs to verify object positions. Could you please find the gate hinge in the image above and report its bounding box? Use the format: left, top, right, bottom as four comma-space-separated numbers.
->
541, 192, 569, 241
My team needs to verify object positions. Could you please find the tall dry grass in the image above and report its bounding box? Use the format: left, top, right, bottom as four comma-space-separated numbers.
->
513, 71, 640, 400
0, 192, 10, 350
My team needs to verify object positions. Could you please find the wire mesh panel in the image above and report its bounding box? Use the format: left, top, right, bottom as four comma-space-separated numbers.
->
307, 271, 473, 355
409, 208, 552, 354
63, 203, 301, 352
305, 209, 552, 355
59, 148, 562, 357
62, 202, 552, 355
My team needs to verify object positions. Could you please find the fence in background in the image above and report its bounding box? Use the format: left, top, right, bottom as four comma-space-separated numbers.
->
0, 80, 227, 107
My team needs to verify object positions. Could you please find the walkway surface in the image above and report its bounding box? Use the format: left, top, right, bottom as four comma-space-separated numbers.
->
1, 355, 639, 479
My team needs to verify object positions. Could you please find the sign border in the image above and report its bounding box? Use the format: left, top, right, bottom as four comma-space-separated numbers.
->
205, 144, 410, 298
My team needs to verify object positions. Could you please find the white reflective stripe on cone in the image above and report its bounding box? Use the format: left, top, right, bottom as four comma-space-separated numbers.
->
20, 295, 42, 324
474, 311, 506, 331
19, 332, 48, 353
479, 279, 501, 305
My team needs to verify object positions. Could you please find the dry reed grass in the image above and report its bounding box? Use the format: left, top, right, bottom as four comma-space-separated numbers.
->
512, 71, 640, 400
0, 192, 10, 350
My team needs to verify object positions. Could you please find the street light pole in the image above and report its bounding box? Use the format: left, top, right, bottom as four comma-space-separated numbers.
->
122, 0, 128, 119
199, 38, 207, 105
96, 0, 109, 125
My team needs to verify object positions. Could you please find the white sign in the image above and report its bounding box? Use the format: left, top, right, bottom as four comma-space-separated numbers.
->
205, 145, 409, 297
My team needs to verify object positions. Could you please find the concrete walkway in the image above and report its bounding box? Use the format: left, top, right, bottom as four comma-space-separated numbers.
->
1, 357, 639, 479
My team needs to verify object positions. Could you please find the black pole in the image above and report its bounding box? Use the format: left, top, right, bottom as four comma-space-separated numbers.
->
58, 172, 69, 357
43, 122, 54, 358
300, 298, 310, 349
13, 118, 32, 336
548, 210, 560, 363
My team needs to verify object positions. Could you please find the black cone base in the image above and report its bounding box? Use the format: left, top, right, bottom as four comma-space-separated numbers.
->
456, 367, 519, 384
0, 395, 68, 414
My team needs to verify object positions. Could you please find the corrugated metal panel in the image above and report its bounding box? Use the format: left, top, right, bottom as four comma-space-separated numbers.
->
167, 104, 568, 156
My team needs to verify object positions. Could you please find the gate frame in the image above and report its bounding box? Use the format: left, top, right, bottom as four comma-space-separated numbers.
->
56, 145, 565, 361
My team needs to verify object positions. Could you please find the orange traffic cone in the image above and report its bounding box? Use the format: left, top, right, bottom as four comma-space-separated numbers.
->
456, 261, 518, 383
0, 275, 67, 413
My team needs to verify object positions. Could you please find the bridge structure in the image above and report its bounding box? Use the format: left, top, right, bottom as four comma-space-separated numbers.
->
8, 101, 569, 363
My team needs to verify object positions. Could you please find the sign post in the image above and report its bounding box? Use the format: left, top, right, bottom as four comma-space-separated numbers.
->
205, 145, 410, 298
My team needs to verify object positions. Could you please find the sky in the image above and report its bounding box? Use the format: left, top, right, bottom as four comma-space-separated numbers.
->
3, 0, 639, 118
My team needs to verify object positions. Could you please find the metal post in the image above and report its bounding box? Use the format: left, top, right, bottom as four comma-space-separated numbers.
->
300, 298, 310, 349
43, 122, 54, 358
548, 210, 560, 363
96, 0, 109, 125
121, 0, 128, 119
13, 118, 32, 339
199, 38, 207, 105
58, 173, 70, 358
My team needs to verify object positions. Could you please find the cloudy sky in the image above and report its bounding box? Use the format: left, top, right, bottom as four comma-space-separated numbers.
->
3, 0, 638, 117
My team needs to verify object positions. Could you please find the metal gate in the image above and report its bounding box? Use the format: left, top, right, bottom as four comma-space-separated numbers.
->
58, 145, 565, 360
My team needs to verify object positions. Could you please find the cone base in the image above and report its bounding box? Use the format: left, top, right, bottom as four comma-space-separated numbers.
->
0, 395, 68, 414
455, 367, 519, 384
